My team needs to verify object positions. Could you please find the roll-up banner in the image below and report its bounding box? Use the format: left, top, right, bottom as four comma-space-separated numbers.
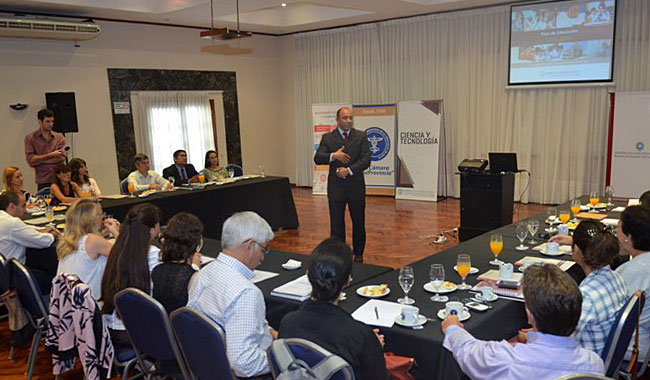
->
395, 100, 443, 201
312, 103, 351, 195
353, 104, 396, 196
610, 92, 650, 198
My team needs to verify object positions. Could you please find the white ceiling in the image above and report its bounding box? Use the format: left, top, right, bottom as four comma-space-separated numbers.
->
0, 0, 520, 35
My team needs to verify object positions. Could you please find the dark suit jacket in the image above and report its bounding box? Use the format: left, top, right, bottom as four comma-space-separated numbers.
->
162, 164, 199, 185
314, 128, 371, 201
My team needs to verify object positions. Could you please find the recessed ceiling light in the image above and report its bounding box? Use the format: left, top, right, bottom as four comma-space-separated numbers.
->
281, 3, 287, 7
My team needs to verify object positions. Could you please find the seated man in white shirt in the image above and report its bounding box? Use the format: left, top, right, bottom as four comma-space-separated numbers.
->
0, 191, 59, 291
442, 264, 604, 380
126, 153, 172, 193
188, 211, 275, 379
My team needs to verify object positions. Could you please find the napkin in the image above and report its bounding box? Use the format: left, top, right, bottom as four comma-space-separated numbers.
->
282, 259, 302, 270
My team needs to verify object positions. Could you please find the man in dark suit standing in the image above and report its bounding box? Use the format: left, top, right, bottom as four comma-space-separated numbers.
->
162, 150, 200, 185
314, 107, 371, 262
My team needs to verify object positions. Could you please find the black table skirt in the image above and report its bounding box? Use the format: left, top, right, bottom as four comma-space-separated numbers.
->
100, 176, 299, 239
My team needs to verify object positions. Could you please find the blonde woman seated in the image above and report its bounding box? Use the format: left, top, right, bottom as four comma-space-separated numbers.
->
56, 198, 120, 298
50, 164, 81, 205
201, 150, 229, 181
69, 158, 102, 197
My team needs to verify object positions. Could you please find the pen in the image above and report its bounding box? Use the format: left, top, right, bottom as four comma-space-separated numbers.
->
374, 306, 379, 319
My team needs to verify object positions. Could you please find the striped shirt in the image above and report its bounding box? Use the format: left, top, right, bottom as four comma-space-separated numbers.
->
187, 253, 272, 378
576, 265, 628, 355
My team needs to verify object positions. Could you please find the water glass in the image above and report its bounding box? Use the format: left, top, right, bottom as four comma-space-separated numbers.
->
527, 219, 539, 245
168, 177, 176, 188
45, 207, 54, 227
546, 207, 557, 223
398, 266, 415, 305
430, 264, 447, 302
228, 169, 235, 178
605, 186, 614, 206
516, 222, 529, 250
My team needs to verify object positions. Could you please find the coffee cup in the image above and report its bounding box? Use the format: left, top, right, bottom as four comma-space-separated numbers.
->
558, 224, 569, 235
400, 306, 419, 324
478, 286, 494, 300
445, 301, 467, 317
499, 263, 514, 279
546, 242, 559, 254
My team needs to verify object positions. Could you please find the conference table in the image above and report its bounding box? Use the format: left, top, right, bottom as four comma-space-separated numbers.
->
99, 175, 298, 239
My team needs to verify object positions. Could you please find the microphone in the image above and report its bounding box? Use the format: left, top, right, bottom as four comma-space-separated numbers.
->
64, 146, 70, 164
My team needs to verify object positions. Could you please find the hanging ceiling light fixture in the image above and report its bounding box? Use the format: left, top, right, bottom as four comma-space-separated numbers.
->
200, 0, 252, 40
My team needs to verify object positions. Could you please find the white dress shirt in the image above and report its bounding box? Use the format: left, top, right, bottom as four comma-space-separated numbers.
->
126, 170, 170, 192
187, 253, 272, 378
0, 210, 54, 264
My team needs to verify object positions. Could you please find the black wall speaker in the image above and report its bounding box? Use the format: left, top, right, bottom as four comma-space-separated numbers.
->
45, 92, 79, 133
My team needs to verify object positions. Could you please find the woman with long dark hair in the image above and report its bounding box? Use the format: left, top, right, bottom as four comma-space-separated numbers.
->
50, 164, 81, 205
151, 212, 203, 313
69, 158, 102, 197
100, 203, 162, 347
201, 150, 228, 181
279, 237, 390, 380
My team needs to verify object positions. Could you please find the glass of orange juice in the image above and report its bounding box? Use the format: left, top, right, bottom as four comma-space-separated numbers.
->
489, 234, 503, 265
558, 209, 571, 224
198, 175, 205, 183
128, 183, 135, 197
589, 191, 599, 209
44, 196, 52, 206
457, 254, 472, 290
571, 199, 581, 222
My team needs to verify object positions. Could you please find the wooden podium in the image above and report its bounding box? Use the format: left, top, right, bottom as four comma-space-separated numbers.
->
457, 172, 515, 241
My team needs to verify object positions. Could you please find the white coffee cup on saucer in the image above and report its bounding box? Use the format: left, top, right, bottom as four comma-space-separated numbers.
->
558, 224, 569, 235
499, 263, 514, 279
445, 301, 466, 317
478, 286, 494, 300
546, 242, 559, 254
400, 306, 419, 325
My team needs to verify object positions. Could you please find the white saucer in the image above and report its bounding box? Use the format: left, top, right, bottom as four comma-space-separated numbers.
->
454, 265, 479, 275
394, 314, 427, 327
281, 263, 302, 270
424, 281, 457, 294
475, 293, 498, 302
539, 244, 571, 256
437, 309, 470, 322
30, 211, 44, 216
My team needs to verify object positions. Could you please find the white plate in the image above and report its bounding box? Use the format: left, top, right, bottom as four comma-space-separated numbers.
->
475, 293, 498, 302
394, 314, 427, 327
539, 245, 571, 256
437, 309, 471, 322
453, 265, 479, 275
30, 211, 45, 216
356, 285, 390, 298
424, 281, 457, 294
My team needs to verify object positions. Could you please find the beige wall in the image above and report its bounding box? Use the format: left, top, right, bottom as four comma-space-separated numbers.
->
0, 21, 295, 195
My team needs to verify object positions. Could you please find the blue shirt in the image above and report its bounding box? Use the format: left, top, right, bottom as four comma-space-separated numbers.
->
576, 265, 628, 355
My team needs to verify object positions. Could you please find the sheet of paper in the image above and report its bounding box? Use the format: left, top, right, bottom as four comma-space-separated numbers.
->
270, 274, 312, 301
601, 218, 619, 226
352, 299, 404, 328
102, 194, 129, 199
612, 206, 626, 212
252, 269, 279, 284
628, 199, 640, 206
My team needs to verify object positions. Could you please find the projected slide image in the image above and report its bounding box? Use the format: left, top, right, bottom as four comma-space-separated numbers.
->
509, 0, 615, 84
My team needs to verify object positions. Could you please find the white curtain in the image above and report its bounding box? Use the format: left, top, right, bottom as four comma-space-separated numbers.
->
136, 91, 214, 174
293, 0, 650, 204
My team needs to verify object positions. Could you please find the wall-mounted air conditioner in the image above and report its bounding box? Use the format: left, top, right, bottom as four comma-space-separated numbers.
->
0, 17, 100, 41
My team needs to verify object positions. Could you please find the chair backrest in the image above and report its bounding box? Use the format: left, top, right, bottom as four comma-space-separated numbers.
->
170, 307, 236, 380
268, 338, 354, 380
119, 178, 129, 195
601, 291, 645, 377
35, 187, 51, 198
0, 253, 10, 296
7, 259, 48, 320
224, 164, 243, 177
552, 373, 614, 380
114, 288, 190, 380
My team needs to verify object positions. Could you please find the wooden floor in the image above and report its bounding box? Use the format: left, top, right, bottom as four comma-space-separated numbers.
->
0, 187, 547, 380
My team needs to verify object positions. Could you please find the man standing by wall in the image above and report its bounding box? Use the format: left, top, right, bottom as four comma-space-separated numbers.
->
314, 107, 371, 262
24, 109, 67, 190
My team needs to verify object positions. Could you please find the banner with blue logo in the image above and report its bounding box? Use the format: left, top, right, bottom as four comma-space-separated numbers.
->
353, 104, 396, 196
610, 92, 650, 197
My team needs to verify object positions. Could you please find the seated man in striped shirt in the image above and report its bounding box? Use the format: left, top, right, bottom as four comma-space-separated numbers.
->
442, 264, 605, 380
187, 211, 275, 380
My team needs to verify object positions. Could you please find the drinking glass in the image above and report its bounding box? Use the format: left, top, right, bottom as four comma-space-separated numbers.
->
259, 164, 266, 178
398, 266, 415, 305
527, 219, 539, 245
571, 199, 581, 222
198, 175, 205, 183
44, 196, 52, 206
127, 183, 136, 197
45, 207, 54, 227
589, 191, 599, 208
489, 234, 503, 265
37, 197, 46, 210
546, 207, 557, 223
558, 209, 570, 224
456, 254, 472, 290
228, 169, 235, 178
168, 177, 176, 188
516, 222, 529, 250
430, 264, 448, 302
605, 186, 614, 206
